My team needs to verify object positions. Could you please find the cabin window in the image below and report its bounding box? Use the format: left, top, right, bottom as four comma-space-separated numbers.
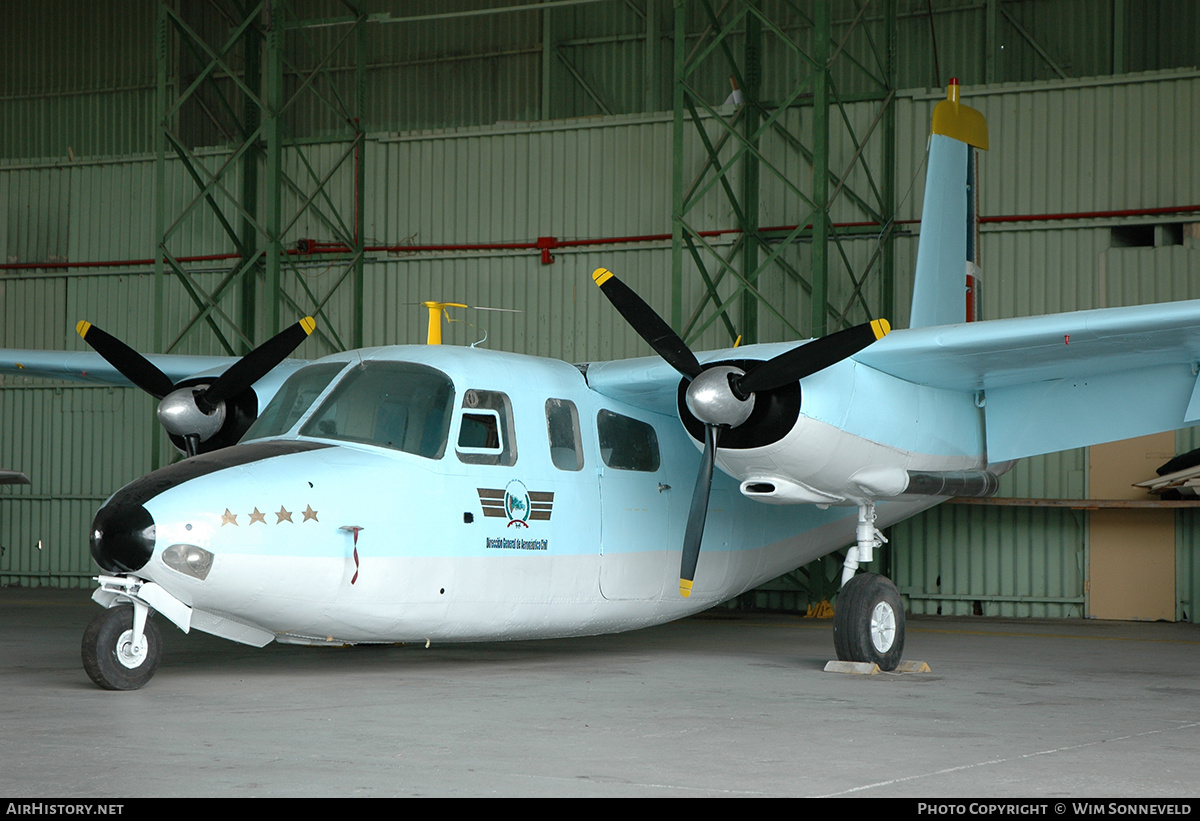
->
243, 362, 347, 439
456, 389, 517, 466
457, 409, 503, 455
546, 398, 583, 471
298, 361, 454, 459
597, 409, 660, 472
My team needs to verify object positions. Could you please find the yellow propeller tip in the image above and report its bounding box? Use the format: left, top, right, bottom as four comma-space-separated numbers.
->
75, 320, 92, 339
871, 318, 891, 339
300, 317, 316, 336
679, 579, 693, 598
592, 268, 613, 287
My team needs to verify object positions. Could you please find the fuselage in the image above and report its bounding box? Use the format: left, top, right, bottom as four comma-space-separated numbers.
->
90, 343, 971, 647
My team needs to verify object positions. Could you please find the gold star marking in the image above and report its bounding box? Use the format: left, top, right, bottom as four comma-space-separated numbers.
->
221, 509, 238, 526
248, 508, 266, 525
276, 506, 293, 524
302, 504, 319, 523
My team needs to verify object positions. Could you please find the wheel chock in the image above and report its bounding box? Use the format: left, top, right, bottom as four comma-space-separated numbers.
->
805, 600, 835, 618
824, 660, 879, 675
823, 659, 932, 675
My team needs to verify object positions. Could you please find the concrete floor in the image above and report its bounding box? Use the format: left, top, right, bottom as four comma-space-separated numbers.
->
3, 586, 1199, 798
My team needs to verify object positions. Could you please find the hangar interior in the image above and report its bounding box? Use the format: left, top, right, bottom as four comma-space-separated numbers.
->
1, 0, 1198, 623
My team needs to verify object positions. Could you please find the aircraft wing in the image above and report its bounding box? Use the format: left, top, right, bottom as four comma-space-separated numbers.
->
858, 298, 1200, 462
588, 298, 1200, 464
0, 350, 239, 387
584, 354, 686, 415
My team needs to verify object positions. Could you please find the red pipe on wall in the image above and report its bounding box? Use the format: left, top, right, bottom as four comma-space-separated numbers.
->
2, 205, 1196, 271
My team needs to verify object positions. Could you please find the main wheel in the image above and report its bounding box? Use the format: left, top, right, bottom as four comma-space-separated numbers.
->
81, 605, 162, 690
833, 572, 905, 671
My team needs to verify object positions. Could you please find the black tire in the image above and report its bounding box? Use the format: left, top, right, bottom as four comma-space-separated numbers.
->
81, 605, 162, 690
833, 572, 905, 671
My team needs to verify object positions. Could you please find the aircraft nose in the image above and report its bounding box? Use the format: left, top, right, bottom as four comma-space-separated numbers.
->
90, 496, 156, 573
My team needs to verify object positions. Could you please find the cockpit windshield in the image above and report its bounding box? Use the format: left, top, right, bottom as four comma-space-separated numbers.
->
298, 361, 455, 459
243, 362, 346, 441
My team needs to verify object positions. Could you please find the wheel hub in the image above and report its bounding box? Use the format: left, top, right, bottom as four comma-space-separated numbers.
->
115, 629, 148, 669
869, 601, 896, 653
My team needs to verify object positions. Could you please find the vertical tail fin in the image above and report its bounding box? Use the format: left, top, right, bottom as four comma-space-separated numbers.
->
909, 79, 989, 328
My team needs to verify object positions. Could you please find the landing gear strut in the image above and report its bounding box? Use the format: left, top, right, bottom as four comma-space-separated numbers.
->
834, 502, 905, 670
81, 604, 162, 690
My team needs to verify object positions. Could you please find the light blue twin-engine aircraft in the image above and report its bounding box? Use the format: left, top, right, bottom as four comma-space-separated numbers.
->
5, 82, 1200, 690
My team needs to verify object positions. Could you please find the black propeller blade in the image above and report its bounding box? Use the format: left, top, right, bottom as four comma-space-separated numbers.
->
76, 321, 175, 400
195, 318, 317, 412
735, 318, 891, 395
679, 423, 718, 598
592, 268, 702, 380
591, 266, 890, 597
78, 317, 316, 457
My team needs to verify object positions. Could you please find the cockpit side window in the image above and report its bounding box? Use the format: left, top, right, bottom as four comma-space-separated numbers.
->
546, 398, 583, 471
597, 409, 660, 472
243, 362, 347, 440
456, 389, 517, 466
298, 362, 454, 459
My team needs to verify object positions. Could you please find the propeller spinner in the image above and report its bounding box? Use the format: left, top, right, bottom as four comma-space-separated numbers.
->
592, 267, 890, 597
77, 317, 316, 457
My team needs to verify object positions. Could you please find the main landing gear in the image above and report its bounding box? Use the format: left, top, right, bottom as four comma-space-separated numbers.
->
833, 502, 905, 671
833, 572, 905, 670
81, 603, 162, 690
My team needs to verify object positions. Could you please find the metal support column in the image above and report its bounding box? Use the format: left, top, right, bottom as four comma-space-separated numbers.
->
740, 12, 761, 344
672, 0, 898, 350
155, 0, 367, 378
809, 0, 830, 338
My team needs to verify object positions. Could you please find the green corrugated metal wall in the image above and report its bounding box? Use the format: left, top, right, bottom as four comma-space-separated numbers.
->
4, 1, 1200, 160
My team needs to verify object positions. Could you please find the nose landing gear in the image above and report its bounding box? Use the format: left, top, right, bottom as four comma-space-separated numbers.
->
81, 604, 162, 690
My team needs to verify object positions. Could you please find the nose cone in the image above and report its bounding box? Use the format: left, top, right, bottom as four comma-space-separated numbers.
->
90, 497, 156, 573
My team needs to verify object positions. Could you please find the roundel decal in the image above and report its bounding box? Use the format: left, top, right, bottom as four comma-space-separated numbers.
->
504, 480, 531, 528
477, 482, 555, 529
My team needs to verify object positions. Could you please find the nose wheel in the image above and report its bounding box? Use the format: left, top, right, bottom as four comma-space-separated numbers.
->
833, 572, 905, 671
81, 604, 162, 690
